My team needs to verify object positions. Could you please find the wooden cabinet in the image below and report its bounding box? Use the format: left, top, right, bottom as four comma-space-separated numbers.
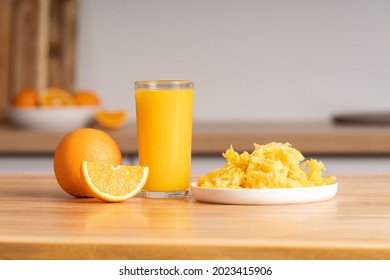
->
0, 0, 77, 120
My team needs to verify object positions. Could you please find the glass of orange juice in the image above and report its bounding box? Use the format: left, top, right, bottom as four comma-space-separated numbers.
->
135, 80, 194, 198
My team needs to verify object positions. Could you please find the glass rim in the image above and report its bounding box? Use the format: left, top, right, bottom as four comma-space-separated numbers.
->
134, 80, 194, 90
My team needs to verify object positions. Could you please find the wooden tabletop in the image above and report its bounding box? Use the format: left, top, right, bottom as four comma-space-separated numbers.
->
0, 173, 390, 260
1, 121, 390, 155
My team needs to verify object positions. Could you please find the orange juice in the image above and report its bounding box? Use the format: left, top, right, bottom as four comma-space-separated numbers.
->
135, 80, 194, 198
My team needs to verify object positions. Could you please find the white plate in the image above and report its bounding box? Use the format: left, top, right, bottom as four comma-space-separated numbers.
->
190, 182, 338, 205
8, 106, 98, 131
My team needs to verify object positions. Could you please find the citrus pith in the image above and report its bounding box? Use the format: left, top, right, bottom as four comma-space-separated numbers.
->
81, 161, 149, 202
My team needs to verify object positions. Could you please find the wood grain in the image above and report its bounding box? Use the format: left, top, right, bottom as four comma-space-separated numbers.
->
36, 0, 50, 91
48, 0, 77, 92
0, 0, 12, 121
0, 173, 390, 259
10, 0, 40, 96
2, 0, 77, 112
1, 121, 390, 155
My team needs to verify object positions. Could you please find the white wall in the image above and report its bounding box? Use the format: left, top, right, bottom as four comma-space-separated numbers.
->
76, 0, 390, 122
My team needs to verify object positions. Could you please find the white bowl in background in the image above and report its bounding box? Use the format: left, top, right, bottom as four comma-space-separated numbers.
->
8, 106, 98, 131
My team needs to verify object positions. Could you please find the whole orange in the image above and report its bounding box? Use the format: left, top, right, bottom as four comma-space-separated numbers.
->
73, 91, 101, 106
12, 88, 39, 108
54, 128, 122, 197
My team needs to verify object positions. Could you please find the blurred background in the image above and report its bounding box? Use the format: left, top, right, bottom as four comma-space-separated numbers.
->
1, 0, 390, 174
76, 0, 390, 122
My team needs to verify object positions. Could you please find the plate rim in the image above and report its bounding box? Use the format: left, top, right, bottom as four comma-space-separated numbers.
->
190, 181, 338, 205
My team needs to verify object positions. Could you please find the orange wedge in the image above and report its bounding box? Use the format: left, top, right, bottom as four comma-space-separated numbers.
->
39, 88, 75, 107
81, 161, 149, 202
95, 110, 128, 129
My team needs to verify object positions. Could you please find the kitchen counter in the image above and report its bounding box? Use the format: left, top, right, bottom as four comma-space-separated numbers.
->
1, 121, 390, 155
1, 173, 390, 259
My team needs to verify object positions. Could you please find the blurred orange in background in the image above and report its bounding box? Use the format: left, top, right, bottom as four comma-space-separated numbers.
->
11, 88, 103, 108
95, 110, 128, 130
74, 91, 101, 106
10, 87, 128, 131
12, 89, 39, 108
39, 88, 75, 107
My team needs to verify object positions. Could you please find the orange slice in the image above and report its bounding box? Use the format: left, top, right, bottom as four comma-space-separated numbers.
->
39, 88, 75, 107
95, 110, 128, 129
81, 161, 149, 202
